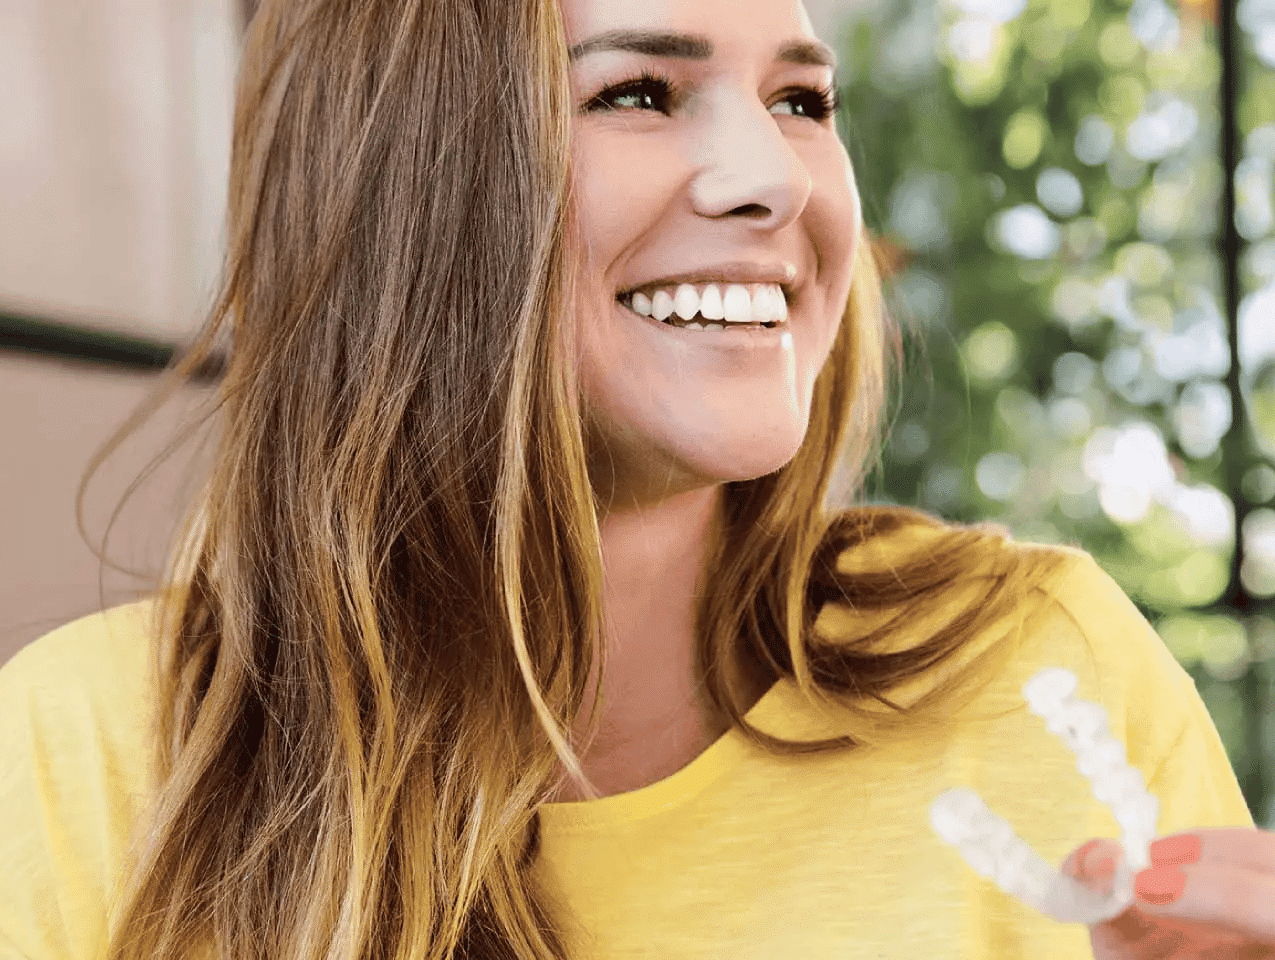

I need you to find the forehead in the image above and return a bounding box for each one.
[560,0,818,50]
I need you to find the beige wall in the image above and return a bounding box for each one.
[0,0,237,667]
[0,0,238,338]
[0,356,216,667]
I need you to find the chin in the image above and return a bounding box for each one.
[673,428,810,485]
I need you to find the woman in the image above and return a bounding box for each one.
[1,0,1270,957]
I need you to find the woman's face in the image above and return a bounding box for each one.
[565,0,861,508]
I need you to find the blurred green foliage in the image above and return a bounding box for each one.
[830,0,1275,823]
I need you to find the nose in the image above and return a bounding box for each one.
[686,91,813,231]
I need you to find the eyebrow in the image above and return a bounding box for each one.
[567,29,838,71]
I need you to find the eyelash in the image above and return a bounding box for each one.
[584,68,841,123]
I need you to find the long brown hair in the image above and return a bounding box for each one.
[79,1,1075,958]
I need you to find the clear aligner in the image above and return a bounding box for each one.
[928,668,1160,925]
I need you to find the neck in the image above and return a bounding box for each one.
[593,485,722,736]
[552,486,732,800]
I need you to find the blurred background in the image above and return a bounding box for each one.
[1,0,1271,828]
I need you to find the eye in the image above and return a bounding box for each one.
[771,84,841,123]
[582,72,842,123]
[584,71,677,114]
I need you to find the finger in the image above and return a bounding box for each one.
[1136,861,1275,946]
[1085,838,1124,877]
[1168,828,1275,878]
[1060,836,1122,882]
[1061,838,1125,900]
[1090,909,1248,958]
[1062,838,1123,882]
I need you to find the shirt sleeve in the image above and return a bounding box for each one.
[1143,682,1258,833]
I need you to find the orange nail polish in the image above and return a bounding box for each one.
[1149,834,1201,866]
[1135,866,1187,905]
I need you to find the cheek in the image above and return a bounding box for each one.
[817,149,861,239]
[571,137,676,272]
[808,150,862,292]
[571,140,621,273]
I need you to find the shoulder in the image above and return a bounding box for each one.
[944,538,1255,832]
[1021,547,1208,759]
[878,522,1198,715]
[1,598,159,753]
[0,599,160,960]
[914,532,1211,791]
[2,597,157,684]
[812,512,1252,827]
[825,504,1087,582]
[0,596,161,801]
[817,508,1092,649]
[819,512,1194,735]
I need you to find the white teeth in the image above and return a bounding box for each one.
[722,285,754,324]
[651,289,675,321]
[760,286,786,323]
[770,287,790,322]
[673,284,700,321]
[750,288,772,324]
[699,285,726,320]
[621,282,786,326]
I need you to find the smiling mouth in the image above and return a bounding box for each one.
[614,294,788,331]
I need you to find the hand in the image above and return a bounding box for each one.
[1060,828,1275,959]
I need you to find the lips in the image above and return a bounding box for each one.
[618,280,795,302]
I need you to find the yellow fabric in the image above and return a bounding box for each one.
[0,600,158,960]
[0,541,1256,960]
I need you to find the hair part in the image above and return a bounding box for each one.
[76,2,1076,958]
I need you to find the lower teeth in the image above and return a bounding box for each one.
[664,319,775,330]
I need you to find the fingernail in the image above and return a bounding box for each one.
[1081,841,1109,874]
[1135,865,1186,905]
[1149,833,1201,866]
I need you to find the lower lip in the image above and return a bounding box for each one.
[616,299,793,346]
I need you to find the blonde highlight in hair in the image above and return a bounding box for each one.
[76,2,1076,959]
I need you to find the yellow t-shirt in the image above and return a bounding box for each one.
[0,542,1256,960]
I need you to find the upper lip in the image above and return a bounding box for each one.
[617,262,800,298]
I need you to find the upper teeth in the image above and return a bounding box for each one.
[624,283,789,324]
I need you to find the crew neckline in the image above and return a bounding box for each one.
[536,676,791,833]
